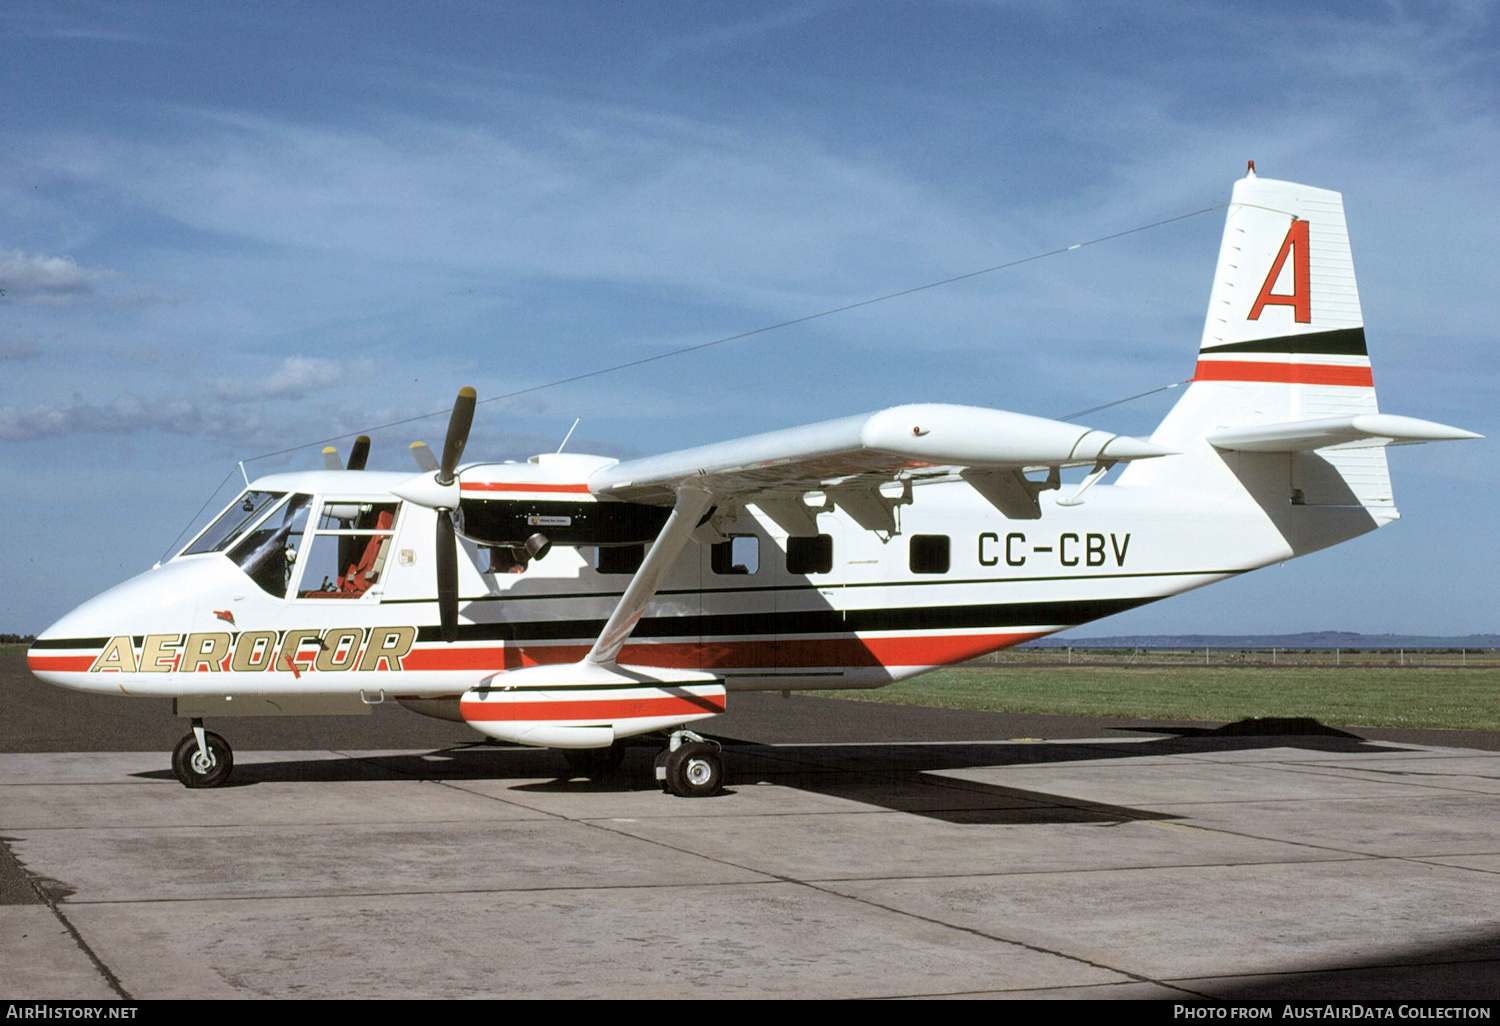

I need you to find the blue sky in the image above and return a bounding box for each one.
[1,1,1494,637]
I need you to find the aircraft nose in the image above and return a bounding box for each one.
[31,557,224,648]
[27,600,110,682]
[27,559,231,689]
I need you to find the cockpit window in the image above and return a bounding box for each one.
[228,494,313,597]
[182,490,286,555]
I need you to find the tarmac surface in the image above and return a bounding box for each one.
[3,651,1499,1000]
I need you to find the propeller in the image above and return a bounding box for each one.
[346,435,371,471]
[408,441,439,472]
[433,388,475,643]
[390,387,477,642]
[438,388,476,487]
[321,435,372,471]
[436,510,459,641]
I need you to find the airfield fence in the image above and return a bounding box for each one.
[982,647,1500,668]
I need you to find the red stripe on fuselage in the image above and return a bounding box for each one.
[460,694,726,723]
[402,632,1044,672]
[27,654,95,672]
[29,632,1046,678]
[1193,360,1373,386]
[459,482,591,494]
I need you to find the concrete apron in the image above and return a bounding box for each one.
[2,733,1499,1000]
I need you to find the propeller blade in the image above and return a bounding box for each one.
[436,511,459,643]
[437,386,477,486]
[409,441,439,472]
[347,435,371,471]
[321,446,342,470]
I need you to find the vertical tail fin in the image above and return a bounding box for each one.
[1192,167,1378,434]
[1126,167,1394,519]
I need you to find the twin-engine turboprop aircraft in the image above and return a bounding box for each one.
[26,168,1479,796]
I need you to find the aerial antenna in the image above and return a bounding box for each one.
[557,417,581,453]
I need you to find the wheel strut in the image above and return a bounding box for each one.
[655,730,724,798]
[171,720,234,788]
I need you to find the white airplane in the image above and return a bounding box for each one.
[26,167,1479,797]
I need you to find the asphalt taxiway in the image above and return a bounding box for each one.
[3,653,1498,1000]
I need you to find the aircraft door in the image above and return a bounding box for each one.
[291,500,402,601]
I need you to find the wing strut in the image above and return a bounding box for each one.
[457,483,726,752]
[587,485,715,666]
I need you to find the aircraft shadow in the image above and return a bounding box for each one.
[128,717,1412,826]
[1188,931,1500,1000]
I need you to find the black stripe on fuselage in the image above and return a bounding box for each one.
[381,568,1244,605]
[1200,326,1367,357]
[30,636,116,650]
[413,596,1156,644]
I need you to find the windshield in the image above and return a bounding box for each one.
[182,490,286,555]
[229,494,313,597]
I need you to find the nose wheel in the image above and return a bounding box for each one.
[171,720,234,788]
[654,732,724,798]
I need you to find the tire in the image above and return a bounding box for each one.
[663,741,723,798]
[171,731,234,789]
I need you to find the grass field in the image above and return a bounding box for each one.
[814,662,1500,730]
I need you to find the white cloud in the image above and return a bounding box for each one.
[0,392,255,443]
[0,355,357,444]
[211,355,348,400]
[0,248,119,305]
[37,105,1004,315]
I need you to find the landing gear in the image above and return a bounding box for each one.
[655,731,724,798]
[171,720,233,788]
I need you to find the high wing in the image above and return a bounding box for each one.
[455,402,1173,755]
[588,402,1173,527]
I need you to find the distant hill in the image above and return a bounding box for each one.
[1028,631,1499,650]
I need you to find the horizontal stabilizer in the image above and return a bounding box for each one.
[1208,414,1481,453]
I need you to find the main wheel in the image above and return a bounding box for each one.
[171,731,234,789]
[662,741,723,798]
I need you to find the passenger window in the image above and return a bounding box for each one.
[596,544,645,575]
[909,534,950,574]
[711,535,759,575]
[786,534,833,575]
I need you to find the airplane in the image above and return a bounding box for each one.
[25,166,1480,798]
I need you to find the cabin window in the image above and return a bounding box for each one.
[296,502,400,599]
[909,534,950,574]
[711,535,759,575]
[786,534,833,575]
[229,494,313,596]
[596,544,645,575]
[183,490,285,555]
